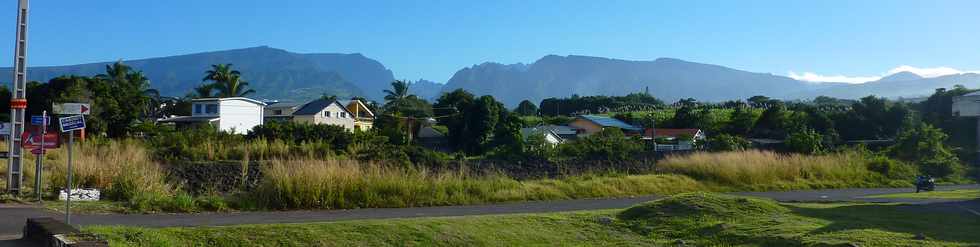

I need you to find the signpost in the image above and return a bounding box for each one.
[58,114,85,224]
[30,115,49,126]
[0,122,10,135]
[33,111,47,201]
[53,103,90,115]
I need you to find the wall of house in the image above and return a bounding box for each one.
[568,119,602,136]
[191,100,220,117]
[218,99,264,134]
[263,106,297,117]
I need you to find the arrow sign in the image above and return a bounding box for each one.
[53,103,91,115]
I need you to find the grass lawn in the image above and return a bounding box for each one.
[86,193,980,247]
[866,189,980,200]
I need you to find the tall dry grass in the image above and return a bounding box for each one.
[18,139,173,201]
[252,158,707,210]
[658,150,906,190]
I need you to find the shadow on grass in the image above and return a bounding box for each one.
[785,199,980,244]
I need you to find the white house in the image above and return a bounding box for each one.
[159,97,266,134]
[521,126,564,145]
[291,98,358,131]
[263,101,302,123]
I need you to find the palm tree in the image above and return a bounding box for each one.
[192,83,214,98]
[203,64,255,97]
[383,80,412,103]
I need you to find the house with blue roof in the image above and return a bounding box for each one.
[568,115,643,137]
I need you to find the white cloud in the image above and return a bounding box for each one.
[886,65,972,78]
[787,71,881,84]
[788,65,980,84]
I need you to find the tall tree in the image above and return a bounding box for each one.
[90,61,152,137]
[203,64,255,97]
[514,100,539,116]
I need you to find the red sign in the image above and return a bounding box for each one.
[21,132,59,150]
[10,99,26,109]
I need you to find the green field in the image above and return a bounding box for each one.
[86,193,980,247]
[867,189,980,200]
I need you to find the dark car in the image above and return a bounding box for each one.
[915,175,935,193]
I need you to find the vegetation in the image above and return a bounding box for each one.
[86,193,980,246]
[866,189,980,200]
[658,150,913,190]
[249,158,705,210]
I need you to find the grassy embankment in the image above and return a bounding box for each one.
[3,139,926,213]
[87,193,980,247]
[867,189,980,200]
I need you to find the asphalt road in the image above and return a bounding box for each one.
[1,184,977,238]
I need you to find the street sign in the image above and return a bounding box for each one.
[59,115,86,132]
[53,103,91,115]
[21,132,59,149]
[30,115,50,126]
[0,122,10,135]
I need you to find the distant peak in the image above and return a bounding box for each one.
[878,71,923,82]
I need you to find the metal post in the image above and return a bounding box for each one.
[65,131,72,224]
[35,110,44,201]
[8,0,29,194]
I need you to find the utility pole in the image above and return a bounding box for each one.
[7,0,29,194]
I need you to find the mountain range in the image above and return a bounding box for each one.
[0,46,396,102]
[3,46,978,105]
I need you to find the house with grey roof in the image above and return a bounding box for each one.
[521,126,564,145]
[291,98,358,131]
[263,101,301,123]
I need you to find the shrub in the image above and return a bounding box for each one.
[785,128,824,154]
[888,121,965,178]
[559,128,643,161]
[707,134,751,152]
[247,121,353,150]
[866,156,916,179]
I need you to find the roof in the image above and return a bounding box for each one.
[646,128,701,138]
[521,127,558,137]
[264,102,301,109]
[538,125,578,136]
[418,127,445,139]
[577,115,642,131]
[748,138,784,144]
[292,99,355,116]
[192,97,267,106]
[158,116,219,123]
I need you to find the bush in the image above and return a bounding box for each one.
[866,156,916,179]
[559,128,643,161]
[248,121,353,150]
[707,134,751,152]
[785,128,824,154]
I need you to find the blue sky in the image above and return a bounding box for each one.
[0,0,978,83]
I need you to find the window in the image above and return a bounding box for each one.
[341,112,347,118]
[205,104,219,114]
[194,104,202,114]
[274,110,283,115]
[324,111,331,117]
